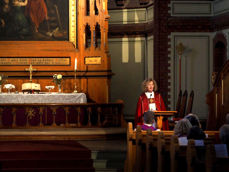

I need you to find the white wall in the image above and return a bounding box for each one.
[169,33,213,119]
[109,38,146,119]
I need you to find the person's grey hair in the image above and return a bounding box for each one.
[174,118,192,137]
[219,124,229,144]
[142,78,158,92]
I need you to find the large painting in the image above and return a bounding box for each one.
[0,0,69,41]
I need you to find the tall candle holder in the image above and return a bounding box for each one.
[73,69,78,93]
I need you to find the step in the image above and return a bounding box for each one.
[0,150,91,160]
[93,159,124,169]
[1,168,95,172]
[0,159,94,169]
[95,168,119,172]
[92,150,126,160]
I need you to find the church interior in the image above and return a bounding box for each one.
[0,0,229,171]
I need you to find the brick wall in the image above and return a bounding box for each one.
[154,0,229,109]
[154,0,171,108]
[108,0,229,110]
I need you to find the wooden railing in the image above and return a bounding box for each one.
[0,102,125,129]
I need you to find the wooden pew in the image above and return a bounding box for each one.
[170,132,220,172]
[205,144,229,172]
[126,122,136,172]
[126,122,174,172]
[125,122,220,172]
[145,130,174,172]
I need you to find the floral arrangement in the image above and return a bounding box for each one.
[4,84,15,89]
[0,74,7,85]
[53,74,62,85]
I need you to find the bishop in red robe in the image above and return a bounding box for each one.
[134,79,169,130]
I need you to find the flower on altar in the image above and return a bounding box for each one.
[53,74,62,85]
[3,84,15,89]
[0,74,7,85]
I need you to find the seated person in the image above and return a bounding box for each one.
[187,126,206,140]
[141,111,157,131]
[184,113,201,128]
[219,113,229,148]
[174,118,192,137]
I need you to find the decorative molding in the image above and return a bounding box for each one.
[109,8,146,24]
[0,57,70,66]
[69,0,77,47]
[213,0,229,16]
[170,1,213,17]
[84,56,102,65]
[109,6,153,24]
[147,5,154,22]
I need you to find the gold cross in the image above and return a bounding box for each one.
[25,64,37,82]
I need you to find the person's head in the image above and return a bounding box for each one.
[174,118,192,137]
[225,113,229,124]
[185,113,201,128]
[143,111,155,124]
[142,78,158,93]
[187,126,206,140]
[219,124,229,145]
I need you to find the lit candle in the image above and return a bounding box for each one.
[74,58,77,70]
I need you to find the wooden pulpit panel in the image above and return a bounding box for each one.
[206,60,229,130]
[154,111,177,130]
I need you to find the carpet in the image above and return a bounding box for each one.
[0,140,95,172]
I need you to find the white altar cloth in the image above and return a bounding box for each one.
[0,93,87,104]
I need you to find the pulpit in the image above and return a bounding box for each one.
[206,60,229,130]
[154,111,177,129]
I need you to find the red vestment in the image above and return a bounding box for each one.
[135,92,169,130]
[25,0,48,30]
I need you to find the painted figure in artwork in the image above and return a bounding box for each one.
[25,0,48,33]
[0,0,69,40]
[0,0,11,36]
[11,0,31,38]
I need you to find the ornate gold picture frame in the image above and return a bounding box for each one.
[0,0,77,47]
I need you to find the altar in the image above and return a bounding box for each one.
[0,93,87,104]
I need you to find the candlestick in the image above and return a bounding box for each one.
[74,58,77,71]
[73,60,78,93]
[73,71,78,93]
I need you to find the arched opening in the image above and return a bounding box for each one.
[85,24,91,48]
[94,0,99,15]
[86,0,90,16]
[95,23,101,48]
[214,41,226,73]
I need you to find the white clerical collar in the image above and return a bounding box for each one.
[145,92,154,98]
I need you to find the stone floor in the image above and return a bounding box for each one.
[78,139,126,151]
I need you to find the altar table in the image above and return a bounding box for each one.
[0,93,87,104]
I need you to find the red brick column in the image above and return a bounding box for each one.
[154,0,171,108]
